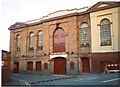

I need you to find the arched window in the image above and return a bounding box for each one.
[44,62,48,69]
[16,34,20,51]
[53,27,65,52]
[100,19,111,46]
[29,32,34,50]
[80,23,89,46]
[70,62,74,70]
[37,31,43,50]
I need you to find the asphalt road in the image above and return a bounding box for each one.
[3,73,120,87]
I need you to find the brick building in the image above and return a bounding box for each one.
[9,1,120,75]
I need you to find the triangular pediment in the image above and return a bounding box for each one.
[97,3,109,8]
[87,1,120,12]
[9,22,27,30]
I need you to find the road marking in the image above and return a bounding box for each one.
[102,78,120,83]
[12,78,31,87]
[19,79,31,87]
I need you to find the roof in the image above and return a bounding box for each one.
[87,1,120,12]
[8,1,120,30]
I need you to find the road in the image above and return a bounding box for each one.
[3,73,120,87]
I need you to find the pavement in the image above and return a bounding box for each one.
[2,78,21,86]
[2,74,77,86]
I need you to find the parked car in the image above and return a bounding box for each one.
[106,64,120,73]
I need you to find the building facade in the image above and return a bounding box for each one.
[9,1,120,75]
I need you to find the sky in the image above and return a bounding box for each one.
[0,0,119,52]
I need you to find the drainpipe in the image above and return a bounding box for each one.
[25,25,29,73]
[26,26,28,59]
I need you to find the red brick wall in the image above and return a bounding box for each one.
[91,52,120,73]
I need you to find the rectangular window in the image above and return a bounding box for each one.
[16,35,20,51]
[29,33,34,50]
[38,31,43,50]
[80,27,89,46]
[100,24,111,46]
[30,36,34,48]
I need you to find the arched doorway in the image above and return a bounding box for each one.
[53,27,65,52]
[53,57,66,74]
[82,58,90,73]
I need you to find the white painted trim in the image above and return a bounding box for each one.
[50,54,67,59]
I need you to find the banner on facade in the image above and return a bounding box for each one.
[50,54,67,59]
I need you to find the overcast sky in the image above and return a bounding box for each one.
[0,0,119,52]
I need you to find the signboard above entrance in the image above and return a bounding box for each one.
[50,52,68,59]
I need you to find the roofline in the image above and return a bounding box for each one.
[8,1,120,30]
[8,11,89,30]
[87,2,120,13]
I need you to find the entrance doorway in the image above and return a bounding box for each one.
[36,61,41,71]
[27,62,33,70]
[53,57,66,74]
[14,62,19,73]
[82,58,90,73]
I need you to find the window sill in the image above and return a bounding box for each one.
[28,50,34,52]
[36,49,42,51]
[80,45,90,47]
[16,50,20,52]
[100,44,111,46]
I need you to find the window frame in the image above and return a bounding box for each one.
[100,19,112,46]
[29,32,34,50]
[16,34,20,51]
[37,31,43,50]
[53,27,66,52]
[80,23,90,46]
